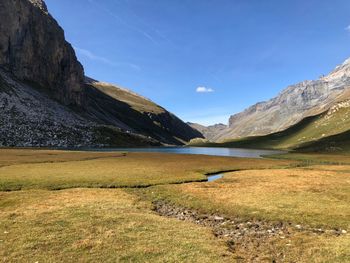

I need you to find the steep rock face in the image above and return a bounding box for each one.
[0,0,202,146]
[0,0,85,106]
[0,70,158,147]
[215,58,350,141]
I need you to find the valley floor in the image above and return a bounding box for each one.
[0,149,349,262]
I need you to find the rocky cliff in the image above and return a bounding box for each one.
[0,0,85,106]
[214,58,350,141]
[0,69,161,147]
[0,0,202,147]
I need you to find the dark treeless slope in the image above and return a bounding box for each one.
[0,0,202,147]
[85,80,203,145]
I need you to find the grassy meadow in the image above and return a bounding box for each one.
[0,149,293,191]
[142,167,350,262]
[0,189,232,262]
[0,148,349,262]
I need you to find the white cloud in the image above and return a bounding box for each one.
[74,47,113,65]
[196,86,214,93]
[346,25,350,32]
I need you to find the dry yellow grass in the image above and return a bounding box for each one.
[2,149,349,262]
[173,168,349,227]
[0,189,233,262]
[0,149,294,190]
[305,164,350,172]
[92,82,165,114]
[146,166,350,262]
[0,148,125,167]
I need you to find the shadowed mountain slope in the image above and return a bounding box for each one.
[85,81,203,145]
[0,0,202,147]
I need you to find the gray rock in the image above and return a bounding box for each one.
[214,58,350,141]
[0,0,202,147]
[214,216,225,221]
[0,0,85,106]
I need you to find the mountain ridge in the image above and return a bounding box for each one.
[191,98,350,152]
[213,57,350,142]
[0,0,202,147]
[187,122,227,142]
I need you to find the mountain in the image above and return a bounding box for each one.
[0,0,85,106]
[187,122,227,141]
[0,0,202,147]
[0,70,159,147]
[205,99,350,151]
[214,58,350,142]
[85,80,203,145]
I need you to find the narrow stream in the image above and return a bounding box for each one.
[205,169,240,182]
[206,173,224,182]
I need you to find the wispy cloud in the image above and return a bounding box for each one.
[74,46,140,71]
[346,25,350,32]
[74,47,113,65]
[87,0,159,45]
[116,0,177,48]
[196,86,214,93]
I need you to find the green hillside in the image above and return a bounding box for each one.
[193,100,350,151]
[296,129,350,152]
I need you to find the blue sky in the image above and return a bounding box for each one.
[45,0,350,125]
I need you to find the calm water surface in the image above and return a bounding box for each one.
[90,147,284,158]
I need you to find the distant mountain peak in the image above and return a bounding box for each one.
[214,56,350,141]
[342,57,350,65]
[322,57,350,82]
[188,122,227,141]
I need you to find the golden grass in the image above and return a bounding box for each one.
[0,189,233,262]
[92,82,165,114]
[0,149,294,191]
[0,148,125,167]
[305,164,350,172]
[150,167,350,228]
[266,232,350,262]
[2,149,349,262]
[144,165,350,262]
